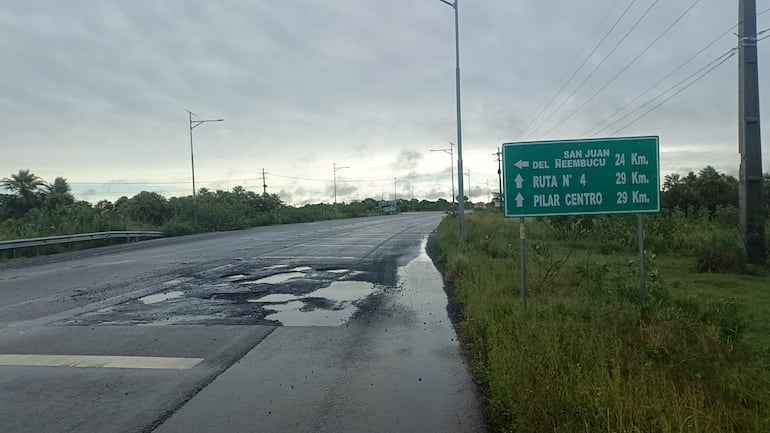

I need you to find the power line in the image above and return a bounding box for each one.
[524,0,639,139]
[585,24,739,136]
[587,9,770,137]
[530,0,659,139]
[608,48,736,136]
[542,0,701,138]
[516,0,624,139]
[68,177,262,185]
[594,47,736,136]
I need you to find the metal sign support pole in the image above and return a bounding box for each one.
[519,217,527,308]
[638,213,646,298]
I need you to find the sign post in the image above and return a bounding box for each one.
[503,136,660,306]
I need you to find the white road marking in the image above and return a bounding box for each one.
[0,354,203,370]
[261,255,358,260]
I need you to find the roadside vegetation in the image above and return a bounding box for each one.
[0,169,454,258]
[435,166,770,433]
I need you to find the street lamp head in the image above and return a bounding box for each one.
[215,119,224,122]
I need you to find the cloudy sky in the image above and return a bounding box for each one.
[1,0,769,205]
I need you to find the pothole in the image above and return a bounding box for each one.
[241,272,305,285]
[139,291,184,305]
[259,281,377,326]
[248,293,300,303]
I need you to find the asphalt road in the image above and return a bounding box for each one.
[0,213,484,433]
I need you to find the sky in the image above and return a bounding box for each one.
[1,0,769,205]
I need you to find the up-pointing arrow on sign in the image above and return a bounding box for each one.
[514,174,524,189]
[515,193,524,208]
[514,160,529,169]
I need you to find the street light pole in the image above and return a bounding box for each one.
[494,147,503,212]
[394,177,398,214]
[430,141,455,206]
[465,168,470,203]
[333,162,349,204]
[437,0,465,241]
[187,109,224,201]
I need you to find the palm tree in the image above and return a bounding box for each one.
[0,169,46,215]
[1,169,45,196]
[44,177,75,208]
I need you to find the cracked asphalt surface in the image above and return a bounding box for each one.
[0,213,484,433]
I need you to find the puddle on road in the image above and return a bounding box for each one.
[248,293,300,303]
[326,269,349,274]
[263,264,288,270]
[162,277,192,287]
[307,281,375,302]
[139,291,184,304]
[265,301,355,326]
[225,274,250,281]
[290,266,313,272]
[242,272,305,285]
[257,281,377,326]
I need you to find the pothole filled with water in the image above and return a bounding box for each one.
[241,272,305,285]
[139,291,184,304]
[257,281,377,326]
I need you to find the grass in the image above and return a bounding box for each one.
[435,210,770,433]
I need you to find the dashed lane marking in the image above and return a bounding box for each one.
[0,354,203,370]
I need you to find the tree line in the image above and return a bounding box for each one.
[2,166,767,242]
[0,169,454,240]
[661,165,770,217]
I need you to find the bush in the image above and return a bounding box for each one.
[161,219,201,237]
[695,231,746,273]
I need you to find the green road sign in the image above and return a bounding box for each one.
[503,136,660,217]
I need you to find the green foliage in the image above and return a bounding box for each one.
[0,171,455,256]
[435,212,770,433]
[694,230,747,273]
[43,177,75,208]
[0,169,46,216]
[125,191,170,226]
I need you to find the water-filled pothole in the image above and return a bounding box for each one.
[248,293,300,303]
[139,291,184,304]
[259,281,376,326]
[241,272,305,285]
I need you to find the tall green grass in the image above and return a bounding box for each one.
[435,211,770,433]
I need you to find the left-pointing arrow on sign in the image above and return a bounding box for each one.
[514,174,524,189]
[515,193,524,207]
[514,160,529,169]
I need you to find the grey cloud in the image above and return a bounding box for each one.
[1,0,767,204]
[391,151,424,171]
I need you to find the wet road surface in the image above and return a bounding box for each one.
[0,213,484,433]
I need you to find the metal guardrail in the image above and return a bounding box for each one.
[0,231,165,251]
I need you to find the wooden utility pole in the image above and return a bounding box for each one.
[262,168,267,194]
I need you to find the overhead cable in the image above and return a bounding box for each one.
[585,24,739,136]
[608,49,737,136]
[530,0,659,139]
[542,0,701,137]
[516,0,624,139]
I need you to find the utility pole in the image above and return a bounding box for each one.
[495,148,503,211]
[486,179,490,203]
[333,163,349,205]
[738,0,766,263]
[261,168,267,195]
[394,177,398,214]
[186,110,224,201]
[411,184,416,211]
